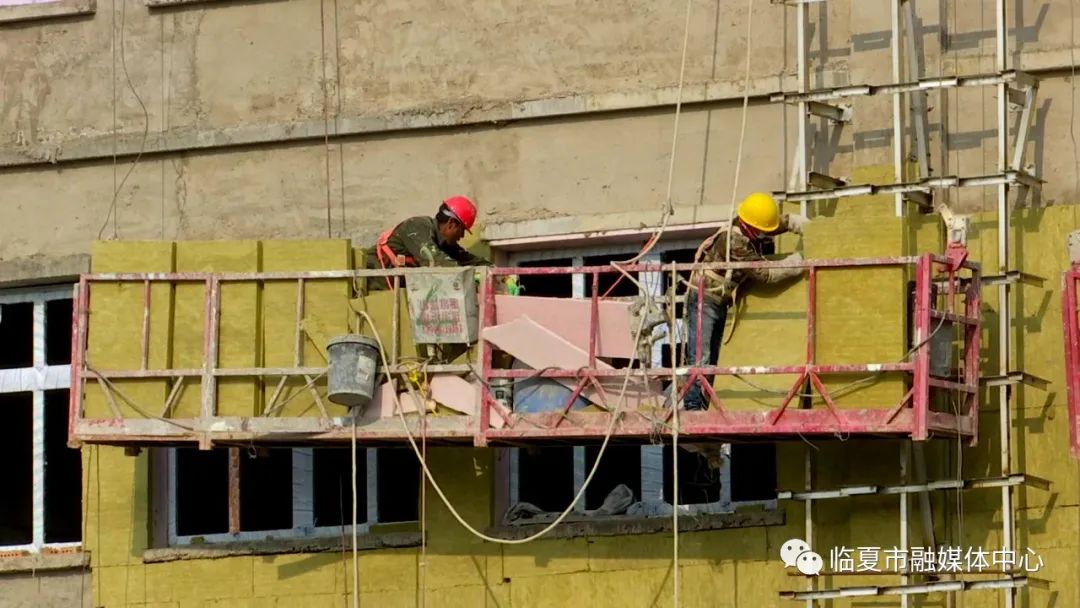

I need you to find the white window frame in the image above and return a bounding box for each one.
[505,242,777,516]
[167,447,415,546]
[0,285,78,554]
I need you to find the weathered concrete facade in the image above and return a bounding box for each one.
[0,569,90,608]
[1,0,1079,277]
[2,0,1080,606]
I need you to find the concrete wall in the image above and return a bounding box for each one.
[0,570,90,608]
[1,0,1079,280]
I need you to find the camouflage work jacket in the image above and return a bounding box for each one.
[385,216,491,268]
[691,215,800,304]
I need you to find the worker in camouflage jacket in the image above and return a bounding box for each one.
[683,192,807,411]
[376,196,491,269]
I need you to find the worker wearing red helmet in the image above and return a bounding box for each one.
[376,195,492,269]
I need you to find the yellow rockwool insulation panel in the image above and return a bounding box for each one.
[261,240,352,417]
[83,448,151,570]
[84,241,175,419]
[354,288,419,361]
[82,201,1080,608]
[712,277,807,411]
[968,205,1079,506]
[711,172,938,413]
[172,241,261,418]
[421,448,502,590]
[804,213,908,409]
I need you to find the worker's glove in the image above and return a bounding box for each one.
[766,251,806,282]
[786,214,810,235]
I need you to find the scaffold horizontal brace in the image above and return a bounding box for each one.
[774,171,1039,203]
[929,310,978,326]
[777,474,1050,501]
[807,172,847,189]
[769,70,1036,104]
[85,364,473,380]
[980,271,1045,287]
[779,576,1043,600]
[807,102,852,122]
[982,372,1050,390]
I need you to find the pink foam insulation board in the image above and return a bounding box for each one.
[362,376,507,427]
[483,316,663,410]
[427,375,477,416]
[362,381,417,423]
[494,295,636,359]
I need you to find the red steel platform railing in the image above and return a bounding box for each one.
[68,255,981,448]
[479,253,981,445]
[1063,264,1080,458]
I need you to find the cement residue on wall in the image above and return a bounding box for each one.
[3,0,1079,154]
[0,102,791,274]
[0,569,91,608]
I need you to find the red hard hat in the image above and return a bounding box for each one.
[442,195,477,231]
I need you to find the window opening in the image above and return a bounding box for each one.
[240,449,294,532]
[312,447,368,528]
[44,390,81,543]
[175,448,229,537]
[0,392,33,546]
[0,302,33,369]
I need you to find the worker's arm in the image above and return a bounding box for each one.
[439,242,492,267]
[409,237,492,267]
[411,242,468,267]
[728,232,803,284]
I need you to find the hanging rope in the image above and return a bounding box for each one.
[669,262,682,607]
[355,308,652,545]
[725,0,756,266]
[351,412,360,608]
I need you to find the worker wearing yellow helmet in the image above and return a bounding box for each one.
[683,192,808,411]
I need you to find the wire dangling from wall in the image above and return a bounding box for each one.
[99,0,151,241]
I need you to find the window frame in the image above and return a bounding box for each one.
[502,242,778,520]
[0,284,79,554]
[164,446,416,547]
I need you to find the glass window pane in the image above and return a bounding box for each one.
[44,390,81,543]
[313,447,367,528]
[0,303,33,369]
[376,448,419,523]
[176,448,229,537]
[516,447,574,513]
[46,299,73,366]
[0,392,32,546]
[239,449,293,532]
[516,258,574,297]
[583,445,641,511]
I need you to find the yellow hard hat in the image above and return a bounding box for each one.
[736,192,781,232]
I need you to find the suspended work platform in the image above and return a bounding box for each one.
[68,253,981,449]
